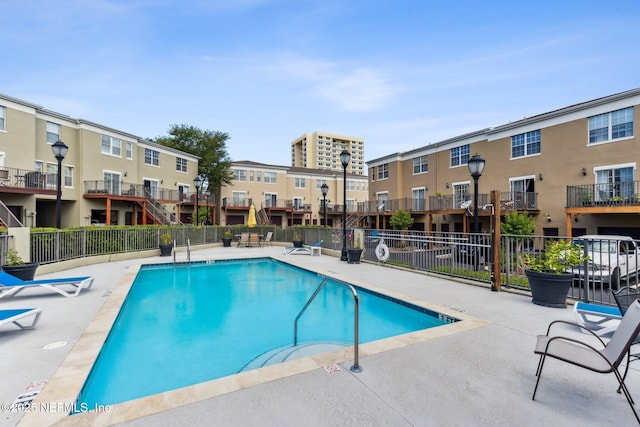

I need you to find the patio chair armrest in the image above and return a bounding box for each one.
[545,319,607,346]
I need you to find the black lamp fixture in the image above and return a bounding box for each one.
[467,153,485,271]
[321,183,329,227]
[340,149,351,261]
[581,167,587,176]
[51,140,68,228]
[193,175,203,226]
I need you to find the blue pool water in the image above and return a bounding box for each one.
[77,258,456,407]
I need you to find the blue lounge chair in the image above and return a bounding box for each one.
[573,301,622,336]
[284,240,323,256]
[0,271,94,299]
[0,308,42,330]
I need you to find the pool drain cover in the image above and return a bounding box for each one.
[43,341,68,350]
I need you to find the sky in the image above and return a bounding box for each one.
[2,0,640,167]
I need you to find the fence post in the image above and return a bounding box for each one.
[491,190,501,291]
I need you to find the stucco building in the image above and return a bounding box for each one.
[291,131,365,176]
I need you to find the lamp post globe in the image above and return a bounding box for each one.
[321,183,328,227]
[51,140,68,228]
[193,175,203,226]
[340,150,351,261]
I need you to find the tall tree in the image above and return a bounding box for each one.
[153,124,233,224]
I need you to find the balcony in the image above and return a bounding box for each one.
[84,181,197,203]
[0,167,56,194]
[567,182,640,208]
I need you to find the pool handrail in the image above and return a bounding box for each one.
[294,277,362,373]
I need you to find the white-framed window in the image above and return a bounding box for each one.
[144,148,159,166]
[450,145,470,167]
[46,162,57,189]
[178,184,190,201]
[376,192,389,211]
[176,157,188,173]
[64,165,74,187]
[511,130,541,158]
[264,172,276,183]
[453,182,470,208]
[509,175,536,209]
[346,199,356,211]
[34,161,43,172]
[233,169,246,181]
[0,106,5,131]
[413,156,428,174]
[377,164,389,180]
[126,141,133,159]
[232,191,247,206]
[101,135,122,156]
[249,170,254,182]
[595,163,635,201]
[256,171,262,182]
[104,171,122,195]
[346,179,355,191]
[293,197,304,210]
[264,192,277,207]
[46,122,60,144]
[316,179,327,189]
[412,187,426,210]
[294,177,306,189]
[589,107,634,144]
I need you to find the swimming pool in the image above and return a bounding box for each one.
[76,258,457,408]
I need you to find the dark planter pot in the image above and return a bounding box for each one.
[293,240,304,248]
[347,249,363,264]
[222,238,232,247]
[525,269,573,308]
[159,244,174,257]
[2,262,39,281]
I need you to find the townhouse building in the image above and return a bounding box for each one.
[366,88,640,238]
[0,94,203,228]
[221,160,368,227]
[291,131,365,175]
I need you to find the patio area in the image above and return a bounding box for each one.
[2,245,639,426]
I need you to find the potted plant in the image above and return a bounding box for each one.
[159,232,173,256]
[2,248,39,280]
[524,239,589,308]
[222,230,233,247]
[292,230,304,248]
[347,228,365,264]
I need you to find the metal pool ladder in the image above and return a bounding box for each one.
[294,277,362,373]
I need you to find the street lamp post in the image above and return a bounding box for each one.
[321,183,328,227]
[340,150,351,261]
[51,140,68,229]
[467,153,486,271]
[193,175,203,226]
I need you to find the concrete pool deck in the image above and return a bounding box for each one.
[2,245,639,426]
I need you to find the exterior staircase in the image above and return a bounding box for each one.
[141,190,180,225]
[0,200,23,227]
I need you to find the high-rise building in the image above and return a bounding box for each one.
[291,132,365,175]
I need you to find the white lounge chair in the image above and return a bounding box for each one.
[284,240,323,256]
[0,308,42,330]
[0,271,94,299]
[573,301,622,336]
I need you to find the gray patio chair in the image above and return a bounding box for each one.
[611,286,640,391]
[533,299,640,423]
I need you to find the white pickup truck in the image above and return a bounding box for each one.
[571,235,640,290]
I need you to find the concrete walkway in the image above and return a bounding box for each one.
[2,246,639,426]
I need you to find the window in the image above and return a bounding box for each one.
[178,184,190,201]
[376,193,389,211]
[0,106,5,131]
[293,197,304,210]
[511,130,541,158]
[413,187,426,210]
[176,157,188,172]
[46,163,57,188]
[377,164,389,180]
[589,107,634,143]
[104,171,121,195]
[346,180,355,191]
[509,176,536,209]
[264,172,276,183]
[249,170,254,182]
[294,177,306,189]
[453,183,470,208]
[144,148,159,166]
[64,166,73,187]
[413,156,428,174]
[256,171,262,182]
[233,169,246,181]
[450,145,470,167]
[346,199,355,211]
[264,193,277,207]
[46,122,60,144]
[143,179,158,198]
[232,191,247,206]
[34,161,43,172]
[316,179,327,189]
[101,135,122,156]
[596,165,635,201]
[126,141,133,159]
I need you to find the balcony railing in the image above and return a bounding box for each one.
[499,192,538,211]
[0,167,56,191]
[567,182,640,207]
[84,181,204,203]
